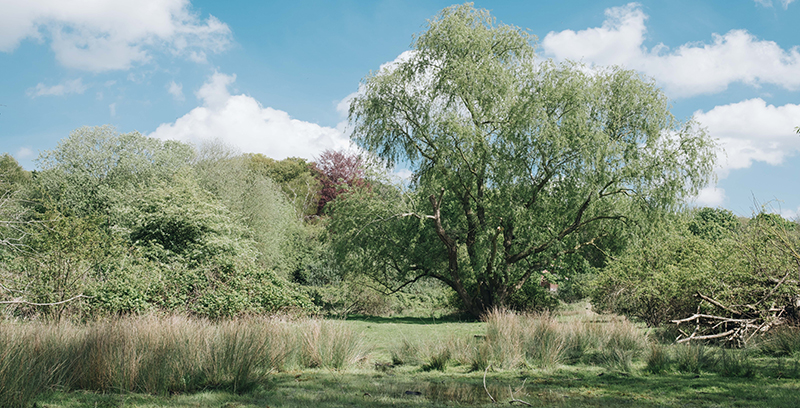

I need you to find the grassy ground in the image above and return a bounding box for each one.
[340,314,485,362]
[25,307,800,407]
[37,365,800,407]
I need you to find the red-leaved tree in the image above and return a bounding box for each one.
[312,149,367,215]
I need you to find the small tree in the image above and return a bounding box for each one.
[312,149,367,215]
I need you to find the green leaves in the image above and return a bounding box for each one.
[346,4,716,316]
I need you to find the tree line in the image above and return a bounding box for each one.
[1,4,797,338]
[0,128,366,319]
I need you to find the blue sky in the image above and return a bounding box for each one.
[1,0,799,218]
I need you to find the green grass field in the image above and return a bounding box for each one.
[19,308,800,407]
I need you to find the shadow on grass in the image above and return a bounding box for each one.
[38,367,800,407]
[342,313,478,325]
[258,367,800,408]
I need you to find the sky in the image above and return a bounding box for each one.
[1,0,799,218]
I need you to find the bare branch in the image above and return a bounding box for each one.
[483,365,496,404]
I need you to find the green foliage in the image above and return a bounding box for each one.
[688,207,739,240]
[0,154,32,253]
[3,212,116,320]
[246,153,320,220]
[0,127,316,319]
[0,153,30,195]
[591,212,731,326]
[35,126,194,218]
[343,4,716,317]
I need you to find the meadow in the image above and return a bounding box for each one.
[2,305,797,408]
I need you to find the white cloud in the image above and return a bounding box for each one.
[693,186,727,207]
[167,81,185,101]
[0,0,231,72]
[755,0,796,8]
[542,3,800,98]
[149,72,351,160]
[109,103,116,117]
[392,168,413,183]
[779,206,800,221]
[26,78,87,97]
[694,98,800,175]
[15,147,34,159]
[334,50,418,135]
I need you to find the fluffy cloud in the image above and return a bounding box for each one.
[542,3,800,97]
[694,98,800,174]
[150,72,351,160]
[26,78,87,97]
[779,206,800,220]
[693,186,727,207]
[167,81,185,101]
[0,0,231,71]
[15,147,34,159]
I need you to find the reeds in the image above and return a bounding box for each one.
[475,309,648,372]
[0,315,369,407]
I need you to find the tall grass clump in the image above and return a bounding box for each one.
[297,319,366,369]
[674,343,715,373]
[716,348,755,378]
[65,315,291,394]
[645,343,672,374]
[390,336,467,371]
[760,326,800,357]
[475,309,648,372]
[480,309,566,369]
[0,315,370,407]
[0,322,72,408]
[593,318,648,372]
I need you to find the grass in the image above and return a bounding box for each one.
[34,366,800,407]
[6,305,800,407]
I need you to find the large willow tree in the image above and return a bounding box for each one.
[335,4,715,317]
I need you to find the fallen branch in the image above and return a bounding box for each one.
[676,329,737,344]
[508,382,533,406]
[696,292,744,317]
[671,314,755,325]
[483,364,496,404]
